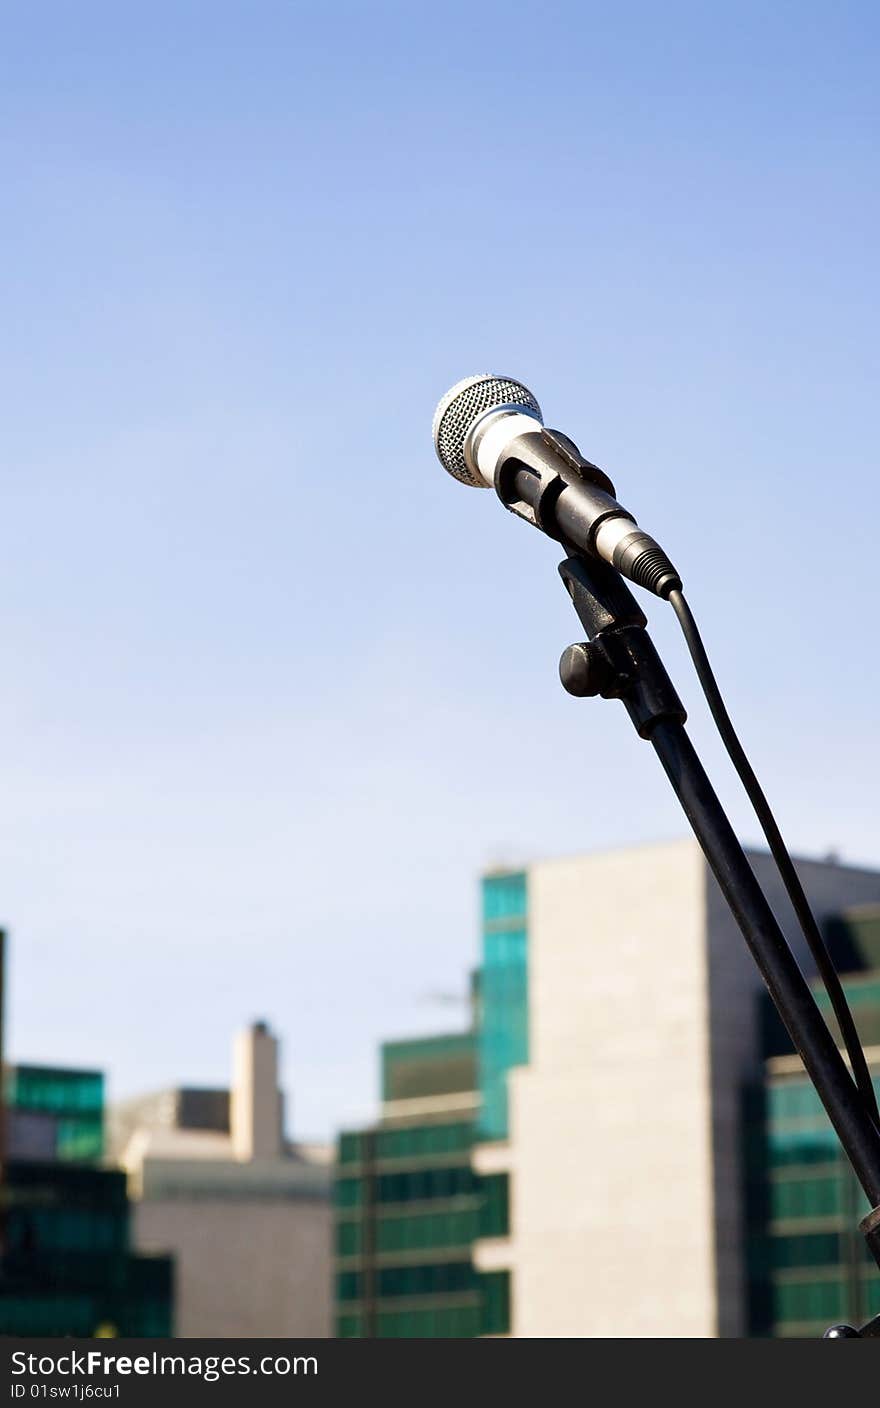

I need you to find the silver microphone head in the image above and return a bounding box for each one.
[432,374,543,487]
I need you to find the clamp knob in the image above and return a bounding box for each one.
[559,642,616,698]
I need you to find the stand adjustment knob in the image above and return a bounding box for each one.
[559,642,617,698]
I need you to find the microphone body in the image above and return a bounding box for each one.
[432,376,681,598]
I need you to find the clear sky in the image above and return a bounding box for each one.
[1,1,878,1139]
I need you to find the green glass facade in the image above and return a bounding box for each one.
[334,1032,511,1337]
[825,908,880,976]
[334,869,529,1336]
[382,1034,478,1105]
[0,1063,173,1337]
[747,963,880,1337]
[6,1065,104,1162]
[479,871,528,1142]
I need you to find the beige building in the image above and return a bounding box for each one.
[114,1022,332,1338]
[472,840,880,1338]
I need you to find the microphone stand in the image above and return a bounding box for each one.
[556,551,880,1336]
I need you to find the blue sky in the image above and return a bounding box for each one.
[1,1,878,1138]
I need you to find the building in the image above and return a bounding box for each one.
[0,1062,173,1337]
[0,930,173,1338]
[335,839,880,1338]
[747,904,880,1336]
[114,1021,333,1337]
[335,1029,509,1338]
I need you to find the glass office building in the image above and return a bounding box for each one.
[335,1032,510,1337]
[6,1064,104,1162]
[333,874,529,1343]
[0,1063,173,1337]
[747,908,880,1336]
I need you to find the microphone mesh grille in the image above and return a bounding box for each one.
[432,374,542,486]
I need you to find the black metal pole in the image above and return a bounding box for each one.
[557,553,880,1220]
[648,717,880,1207]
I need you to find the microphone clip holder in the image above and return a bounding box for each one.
[558,557,685,737]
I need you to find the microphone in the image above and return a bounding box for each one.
[432,374,681,598]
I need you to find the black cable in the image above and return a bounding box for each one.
[668,587,880,1129]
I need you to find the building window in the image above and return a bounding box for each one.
[376,1122,472,1162]
[338,1132,363,1165]
[774,1277,844,1326]
[376,1209,477,1253]
[375,1165,478,1204]
[479,873,528,1143]
[334,1178,363,1209]
[335,1220,362,1257]
[376,1306,481,1338]
[479,1271,510,1335]
[377,1262,476,1298]
[770,1232,840,1270]
[771,1175,843,1222]
[335,1271,363,1302]
[478,1174,509,1238]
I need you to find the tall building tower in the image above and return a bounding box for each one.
[0,1061,173,1336]
[0,932,173,1337]
[335,1030,509,1338]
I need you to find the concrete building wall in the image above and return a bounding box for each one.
[119,1022,332,1338]
[134,1198,332,1338]
[508,839,714,1338]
